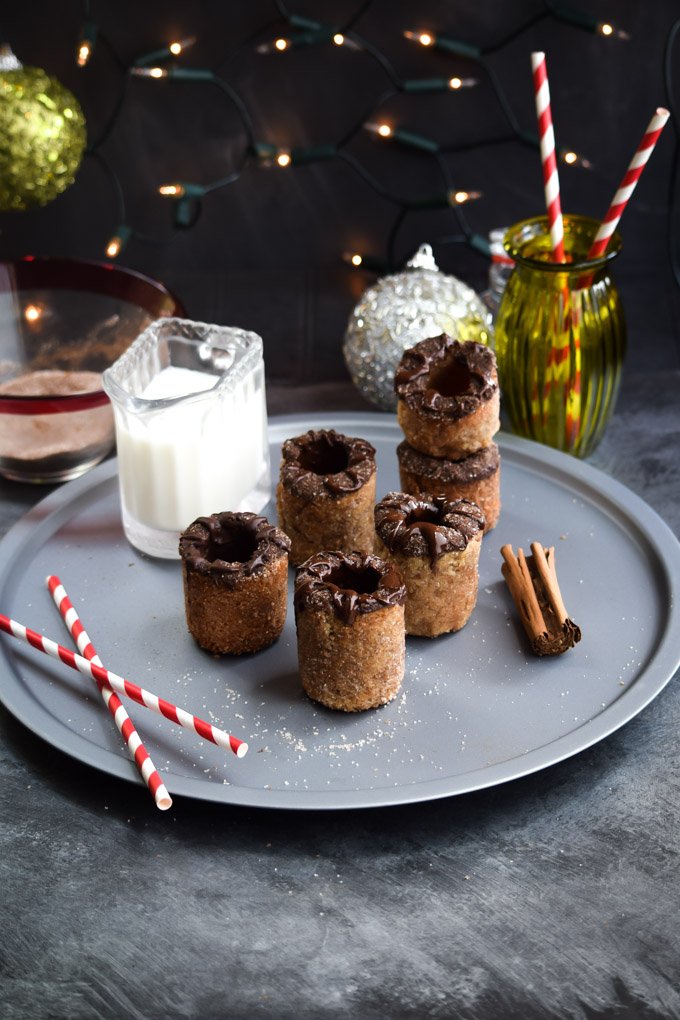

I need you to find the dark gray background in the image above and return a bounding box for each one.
[1,0,679,380]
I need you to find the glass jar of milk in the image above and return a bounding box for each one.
[103,318,271,558]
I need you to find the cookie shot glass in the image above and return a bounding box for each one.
[294,551,406,712]
[374,492,485,637]
[276,429,376,565]
[395,335,500,460]
[179,511,291,655]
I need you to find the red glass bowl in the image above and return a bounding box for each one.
[0,257,184,482]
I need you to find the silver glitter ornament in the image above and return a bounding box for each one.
[343,244,492,411]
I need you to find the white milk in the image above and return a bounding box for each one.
[140,365,219,401]
[116,364,268,533]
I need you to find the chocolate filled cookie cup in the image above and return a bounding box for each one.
[395,335,500,459]
[397,439,501,531]
[276,429,376,565]
[374,492,485,637]
[179,511,291,655]
[294,551,406,712]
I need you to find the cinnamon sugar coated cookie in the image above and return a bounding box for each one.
[179,511,291,655]
[374,492,485,637]
[276,429,376,564]
[294,551,406,711]
[397,439,501,531]
[395,335,500,459]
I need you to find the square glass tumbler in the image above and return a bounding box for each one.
[103,318,271,558]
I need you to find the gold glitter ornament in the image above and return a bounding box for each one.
[343,244,492,411]
[0,45,87,212]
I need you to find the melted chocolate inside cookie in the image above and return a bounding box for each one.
[426,359,472,399]
[326,562,383,596]
[280,429,376,500]
[295,551,406,625]
[395,335,498,420]
[179,511,291,582]
[297,433,351,476]
[375,492,485,567]
[405,506,440,526]
[205,525,259,566]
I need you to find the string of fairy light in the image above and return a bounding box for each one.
[74,0,630,270]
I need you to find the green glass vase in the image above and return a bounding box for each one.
[495,215,626,458]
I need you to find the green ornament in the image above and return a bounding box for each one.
[0,45,87,211]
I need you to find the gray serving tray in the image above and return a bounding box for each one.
[0,413,679,810]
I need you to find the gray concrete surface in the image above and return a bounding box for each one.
[1,373,679,1020]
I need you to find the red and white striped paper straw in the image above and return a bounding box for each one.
[531,51,565,262]
[0,612,248,758]
[46,575,172,812]
[587,107,670,260]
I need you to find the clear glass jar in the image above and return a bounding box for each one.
[483,227,514,321]
[103,318,270,558]
[495,215,626,458]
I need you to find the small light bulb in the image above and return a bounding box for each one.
[447,76,478,91]
[132,66,168,78]
[449,190,482,205]
[168,36,198,56]
[105,226,130,259]
[256,37,291,54]
[159,183,185,197]
[342,252,365,267]
[24,304,42,323]
[560,149,593,170]
[76,23,96,67]
[333,33,344,46]
[276,150,291,167]
[171,35,196,55]
[77,42,91,67]
[364,122,394,140]
[403,29,436,46]
[597,21,630,40]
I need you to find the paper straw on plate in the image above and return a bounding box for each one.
[0,611,248,758]
[587,107,670,260]
[46,575,172,812]
[531,51,565,262]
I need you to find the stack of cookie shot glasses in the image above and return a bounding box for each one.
[394,334,501,532]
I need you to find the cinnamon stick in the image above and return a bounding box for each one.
[500,543,581,656]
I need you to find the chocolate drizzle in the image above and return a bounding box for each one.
[395,335,498,420]
[279,429,376,500]
[375,492,485,567]
[294,551,406,626]
[179,511,290,584]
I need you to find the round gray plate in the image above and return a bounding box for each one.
[0,413,679,810]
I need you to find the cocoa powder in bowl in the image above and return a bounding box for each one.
[0,370,114,482]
